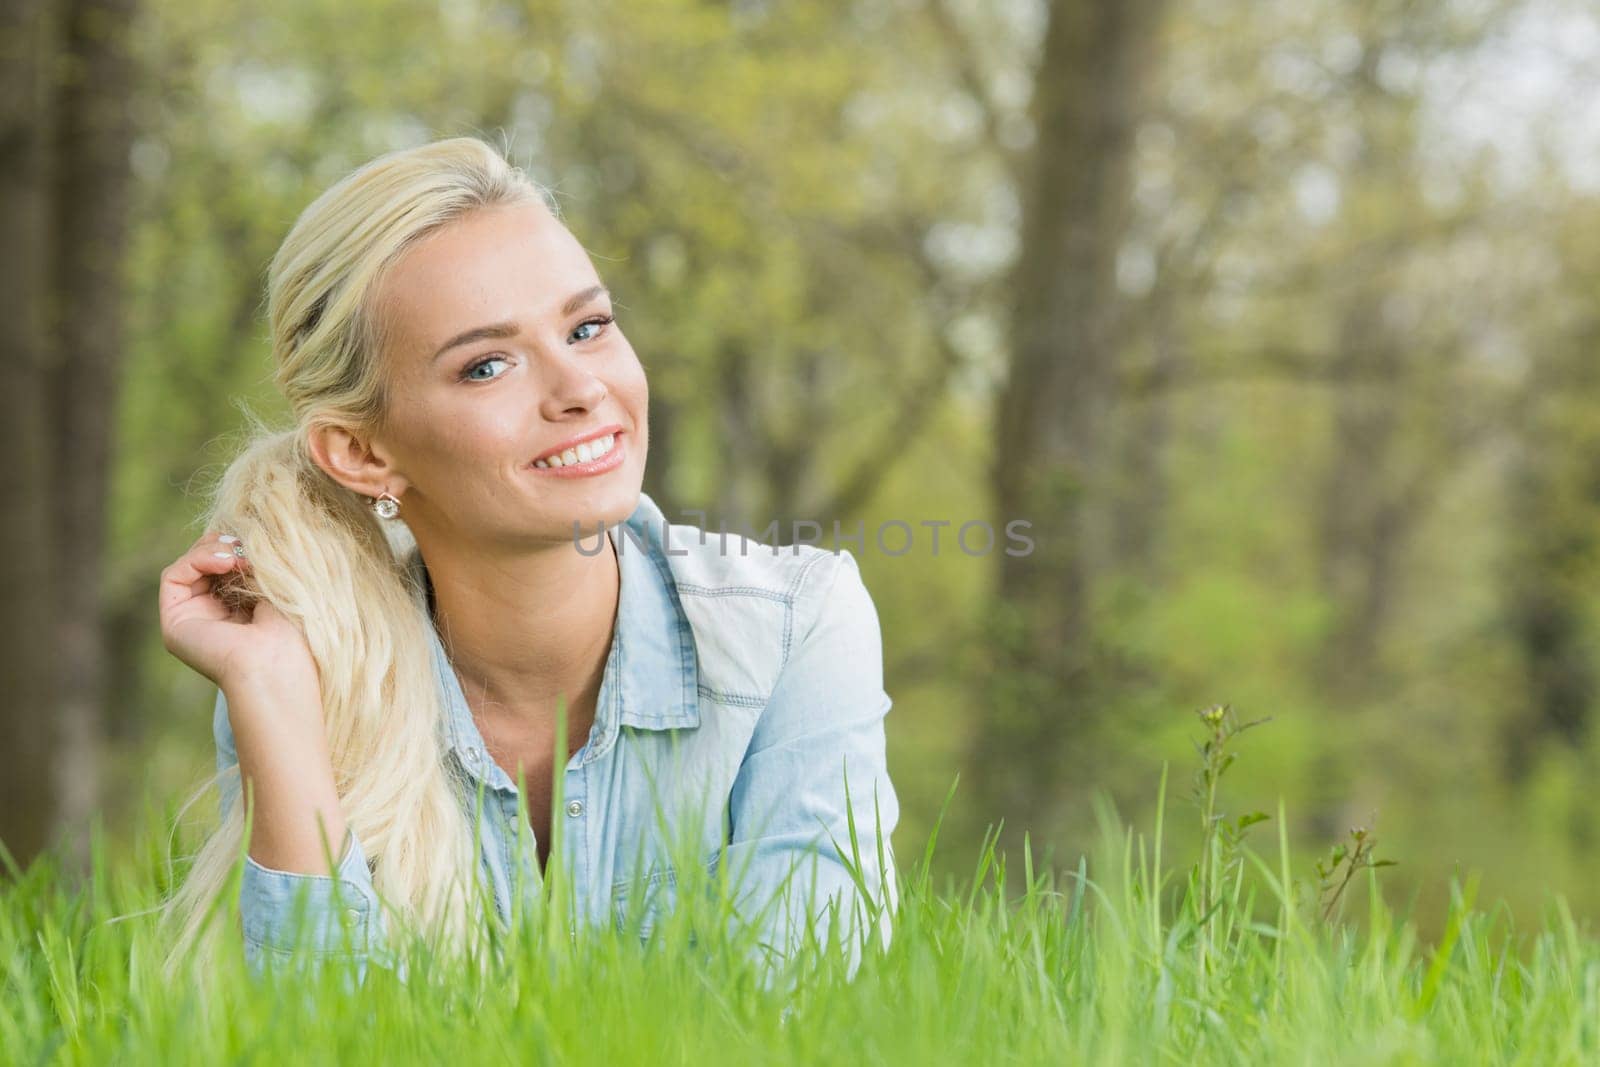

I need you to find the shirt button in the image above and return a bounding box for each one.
[566,800,584,817]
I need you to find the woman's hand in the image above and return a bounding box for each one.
[161,530,345,874]
[158,530,317,695]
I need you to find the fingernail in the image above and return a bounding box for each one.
[213,552,233,559]
[219,535,239,544]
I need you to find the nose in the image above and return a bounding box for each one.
[537,349,608,419]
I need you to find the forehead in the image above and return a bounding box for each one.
[377,200,597,356]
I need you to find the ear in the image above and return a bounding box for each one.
[307,422,409,502]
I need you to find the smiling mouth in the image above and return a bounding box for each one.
[533,431,619,469]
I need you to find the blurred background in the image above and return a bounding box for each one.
[5,0,1600,936]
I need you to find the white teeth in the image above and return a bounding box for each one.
[537,433,617,470]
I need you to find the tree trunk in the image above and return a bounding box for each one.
[1314,284,1405,698]
[48,0,139,867]
[1109,288,1180,578]
[0,0,137,873]
[1498,401,1600,783]
[0,0,63,869]
[966,0,1166,846]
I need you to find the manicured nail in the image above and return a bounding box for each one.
[213,552,233,559]
[219,535,239,544]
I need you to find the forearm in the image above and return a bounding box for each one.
[213,681,386,974]
[225,672,348,874]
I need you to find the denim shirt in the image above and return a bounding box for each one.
[212,490,899,977]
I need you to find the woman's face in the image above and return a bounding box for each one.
[365,199,648,548]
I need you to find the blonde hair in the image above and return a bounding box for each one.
[158,137,557,975]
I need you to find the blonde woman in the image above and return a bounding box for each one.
[154,137,898,980]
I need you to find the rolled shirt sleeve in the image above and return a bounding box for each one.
[719,549,901,979]
[212,688,387,975]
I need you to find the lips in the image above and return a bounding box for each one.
[531,423,624,465]
[530,427,627,477]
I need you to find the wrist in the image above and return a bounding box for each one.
[223,670,327,740]
[223,660,321,704]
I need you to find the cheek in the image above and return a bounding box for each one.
[615,349,649,412]
[417,410,524,469]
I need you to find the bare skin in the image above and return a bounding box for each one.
[159,198,650,875]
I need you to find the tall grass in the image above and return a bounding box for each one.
[3,710,1598,1065]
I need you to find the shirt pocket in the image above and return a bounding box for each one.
[611,866,679,942]
[610,851,722,943]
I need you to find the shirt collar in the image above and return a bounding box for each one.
[420,491,700,771]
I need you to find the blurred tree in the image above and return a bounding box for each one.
[0,0,139,871]
[0,0,62,870]
[1498,196,1600,784]
[968,0,1169,844]
[1306,6,1492,706]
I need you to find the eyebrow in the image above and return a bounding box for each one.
[430,284,610,362]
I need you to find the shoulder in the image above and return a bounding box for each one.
[630,501,874,707]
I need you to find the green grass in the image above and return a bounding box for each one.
[5,727,1600,1065]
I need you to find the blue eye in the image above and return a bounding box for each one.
[461,355,510,382]
[571,314,615,343]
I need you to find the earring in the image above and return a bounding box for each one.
[372,490,401,520]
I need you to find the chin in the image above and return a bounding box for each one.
[552,482,642,528]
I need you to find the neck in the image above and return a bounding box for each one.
[422,528,619,733]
